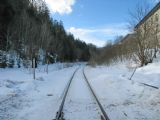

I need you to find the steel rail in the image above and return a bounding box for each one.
[83,67,110,120]
[54,67,79,120]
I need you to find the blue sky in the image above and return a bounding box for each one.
[45,0,159,47]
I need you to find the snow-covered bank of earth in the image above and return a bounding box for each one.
[0,60,160,120]
[85,60,160,120]
[0,63,79,120]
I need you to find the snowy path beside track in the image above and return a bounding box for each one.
[85,65,160,120]
[0,65,78,120]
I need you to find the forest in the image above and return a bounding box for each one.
[0,0,97,68]
[1,0,159,68]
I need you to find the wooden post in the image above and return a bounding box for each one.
[129,67,137,80]
[46,60,49,74]
[33,58,35,79]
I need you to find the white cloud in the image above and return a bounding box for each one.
[154,0,160,3]
[45,0,75,14]
[67,24,129,47]
[67,27,106,47]
[149,0,160,4]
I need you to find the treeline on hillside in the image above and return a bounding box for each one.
[0,0,95,68]
[90,36,134,65]
[90,2,160,67]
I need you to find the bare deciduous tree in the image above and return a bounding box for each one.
[129,2,160,66]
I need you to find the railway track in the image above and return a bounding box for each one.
[54,66,110,120]
[83,68,110,120]
[54,67,79,120]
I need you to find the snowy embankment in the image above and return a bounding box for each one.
[0,63,79,120]
[85,60,160,120]
[0,60,160,120]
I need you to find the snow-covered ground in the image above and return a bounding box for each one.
[0,63,79,120]
[85,60,160,120]
[0,60,160,120]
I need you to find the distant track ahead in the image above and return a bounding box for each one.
[54,66,110,120]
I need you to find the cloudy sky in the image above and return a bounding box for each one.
[45,0,159,47]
